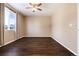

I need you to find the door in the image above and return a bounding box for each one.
[4,7,16,45]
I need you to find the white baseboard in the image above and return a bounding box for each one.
[1,37,24,47]
[18,36,24,39]
[4,39,16,46]
[51,36,77,55]
[0,46,2,47]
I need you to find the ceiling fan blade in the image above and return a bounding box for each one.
[37,8,42,11]
[37,3,42,7]
[25,7,31,9]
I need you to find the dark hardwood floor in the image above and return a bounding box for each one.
[0,37,75,56]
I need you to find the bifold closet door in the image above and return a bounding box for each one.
[4,7,16,45]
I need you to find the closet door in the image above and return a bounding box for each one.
[4,7,16,45]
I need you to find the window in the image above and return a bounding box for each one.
[4,7,16,31]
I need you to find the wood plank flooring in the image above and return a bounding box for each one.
[0,37,75,56]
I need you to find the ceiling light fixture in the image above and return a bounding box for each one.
[25,3,42,12]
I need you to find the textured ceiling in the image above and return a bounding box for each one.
[9,3,58,16]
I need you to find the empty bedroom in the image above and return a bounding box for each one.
[0,3,77,56]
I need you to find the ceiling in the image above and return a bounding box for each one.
[9,3,57,16]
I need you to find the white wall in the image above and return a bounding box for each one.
[17,13,26,39]
[51,4,77,55]
[77,4,79,56]
[24,16,51,37]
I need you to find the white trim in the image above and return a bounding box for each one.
[0,45,5,47]
[0,44,5,47]
[1,37,24,47]
[18,36,24,39]
[51,36,77,55]
[0,46,2,47]
[4,39,17,45]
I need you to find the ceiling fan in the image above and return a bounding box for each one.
[25,3,42,12]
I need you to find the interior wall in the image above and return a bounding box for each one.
[17,13,26,39]
[24,16,51,37]
[51,4,77,55]
[77,3,79,56]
